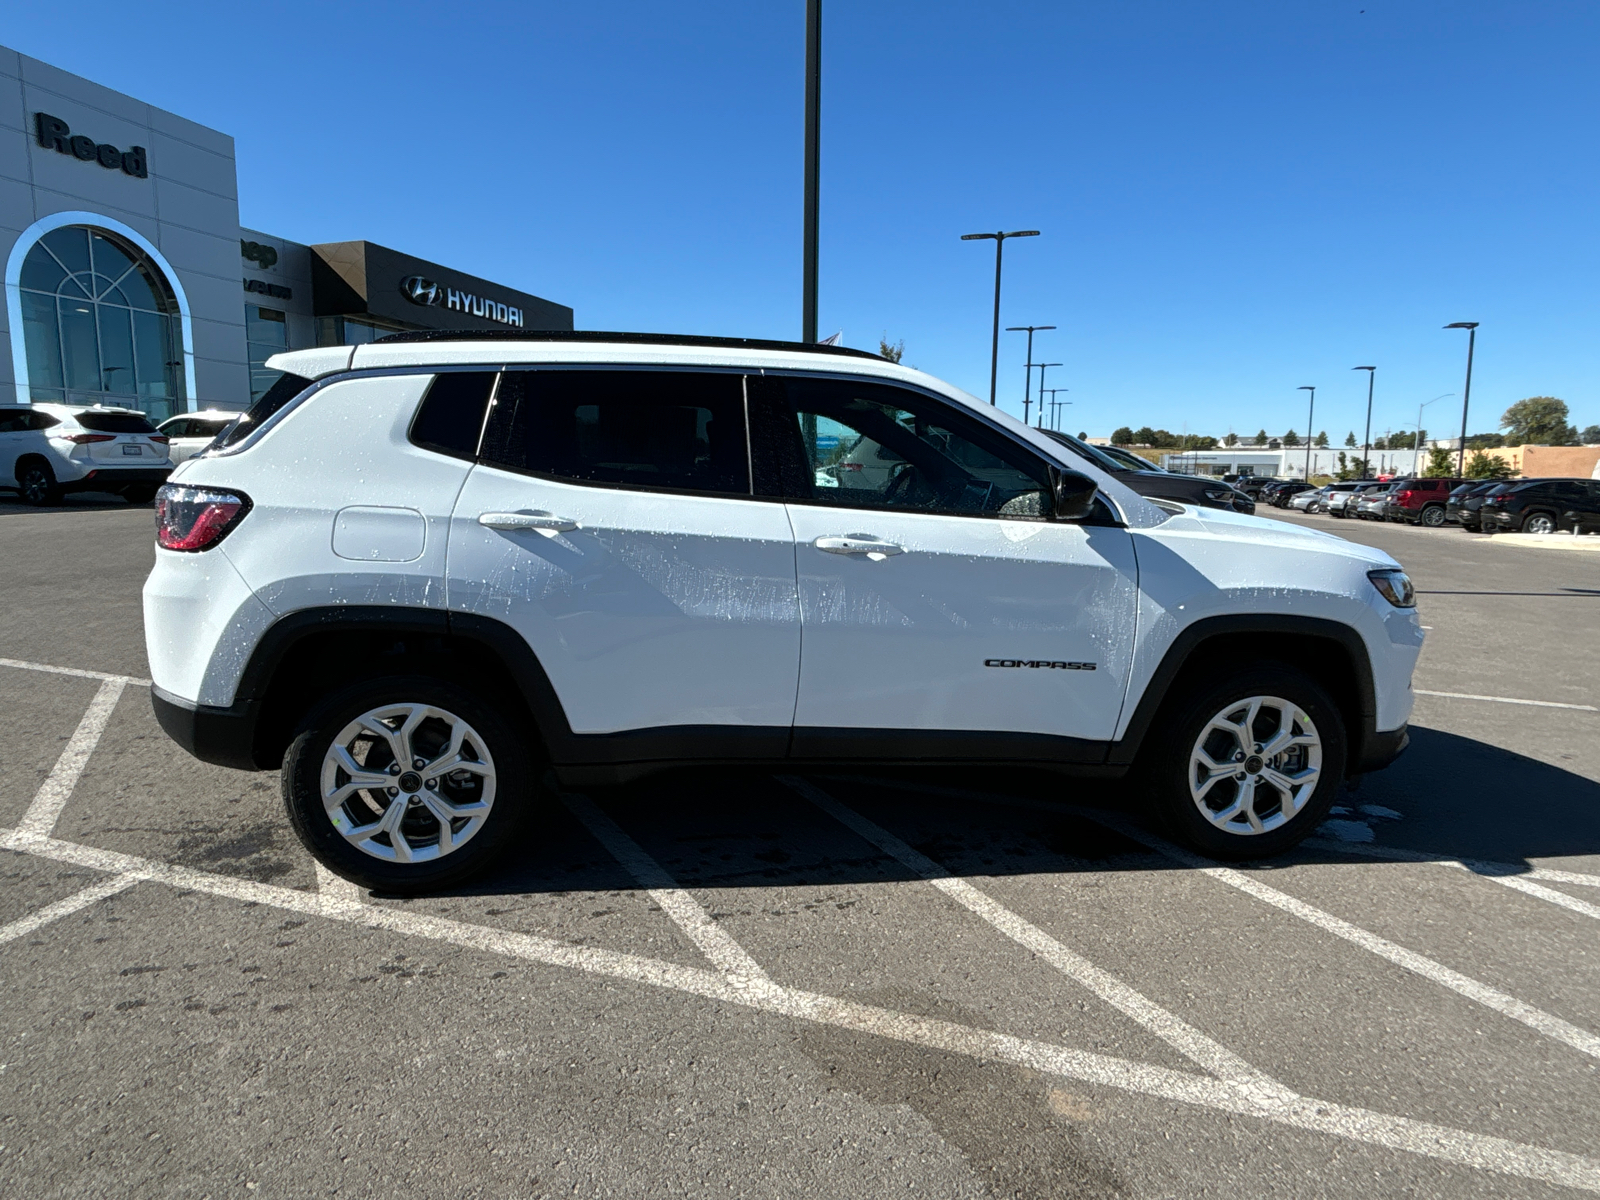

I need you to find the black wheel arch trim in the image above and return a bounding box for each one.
[179,605,1402,779]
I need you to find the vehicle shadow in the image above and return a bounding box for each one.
[0,491,137,516]
[440,724,1599,898]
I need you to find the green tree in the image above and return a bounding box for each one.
[1349,456,1372,478]
[1132,426,1158,445]
[1345,431,1357,448]
[1315,431,1329,447]
[1111,426,1134,445]
[1282,429,1300,446]
[1255,428,1269,445]
[1423,446,1455,476]
[1224,432,1239,447]
[1372,436,1388,450]
[1335,451,1350,480]
[1466,432,1505,449]
[877,335,905,364]
[1501,396,1577,445]
[1581,424,1600,444]
[1464,450,1512,479]
[1077,431,1088,440]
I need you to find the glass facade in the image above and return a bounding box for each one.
[18,226,186,420]
[316,315,410,348]
[246,304,289,402]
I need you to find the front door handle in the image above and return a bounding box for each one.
[478,510,580,535]
[814,534,904,560]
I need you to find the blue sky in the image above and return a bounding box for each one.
[8,1,1597,439]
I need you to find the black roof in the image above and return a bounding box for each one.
[372,328,883,360]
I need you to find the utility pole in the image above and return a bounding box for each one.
[961,230,1040,403]
[801,0,821,343]
[1352,366,1375,479]
[1445,323,1479,474]
[1006,325,1054,423]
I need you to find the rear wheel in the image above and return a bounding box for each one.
[282,675,538,894]
[1137,665,1346,860]
[1523,511,1557,535]
[17,462,61,507]
[1420,504,1446,527]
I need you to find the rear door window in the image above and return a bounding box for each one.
[479,369,750,496]
[75,411,157,434]
[409,371,497,461]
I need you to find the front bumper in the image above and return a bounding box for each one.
[1354,723,1410,775]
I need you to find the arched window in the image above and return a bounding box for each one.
[18,225,187,420]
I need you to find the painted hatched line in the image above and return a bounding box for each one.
[14,676,126,841]
[1070,810,1600,1062]
[1414,689,1598,712]
[561,792,770,985]
[781,776,1295,1103]
[0,657,151,687]
[1304,839,1600,922]
[0,873,140,946]
[2,828,1597,1193]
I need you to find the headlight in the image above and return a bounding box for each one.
[1368,569,1416,608]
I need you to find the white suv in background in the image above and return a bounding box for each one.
[157,410,238,464]
[0,403,173,505]
[143,332,1421,893]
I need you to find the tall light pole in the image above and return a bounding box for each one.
[1043,388,1069,430]
[1350,366,1376,479]
[1006,325,1054,423]
[1035,364,1061,427]
[1413,392,1453,475]
[1445,322,1479,474]
[801,0,822,343]
[962,230,1040,404]
[1298,386,1316,480]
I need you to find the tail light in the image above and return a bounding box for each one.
[149,435,170,444]
[1395,490,1414,501]
[60,433,115,444]
[155,485,251,551]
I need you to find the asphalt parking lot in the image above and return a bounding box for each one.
[1,494,1597,1199]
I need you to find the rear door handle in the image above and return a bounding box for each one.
[814,535,904,560]
[478,510,579,535]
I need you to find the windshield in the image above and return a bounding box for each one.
[1039,430,1129,474]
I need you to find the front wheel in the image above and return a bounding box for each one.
[282,675,537,894]
[1137,666,1347,860]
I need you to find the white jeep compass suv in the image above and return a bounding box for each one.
[143,332,1420,893]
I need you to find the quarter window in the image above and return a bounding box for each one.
[480,370,750,496]
[409,371,497,461]
[768,376,1050,518]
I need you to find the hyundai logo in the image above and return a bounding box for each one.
[400,275,442,307]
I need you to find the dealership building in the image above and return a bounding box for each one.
[1,45,572,420]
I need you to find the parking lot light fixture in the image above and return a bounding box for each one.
[1035,364,1062,427]
[1006,325,1054,423]
[1444,324,1479,474]
[963,230,1040,404]
[1352,367,1376,477]
[1298,386,1316,479]
[1414,392,1453,474]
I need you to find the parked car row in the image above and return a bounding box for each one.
[0,404,236,505]
[1282,475,1600,534]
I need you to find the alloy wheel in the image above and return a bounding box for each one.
[1525,513,1556,535]
[319,702,497,863]
[1188,695,1322,836]
[1421,506,1445,527]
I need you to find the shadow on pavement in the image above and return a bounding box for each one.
[437,723,1600,898]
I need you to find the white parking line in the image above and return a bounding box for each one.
[1071,810,1600,1061]
[561,792,771,986]
[14,675,126,842]
[1414,689,1598,712]
[313,862,363,911]
[0,872,140,946]
[3,825,1597,1193]
[0,657,151,687]
[782,776,1295,1102]
[1304,838,1600,922]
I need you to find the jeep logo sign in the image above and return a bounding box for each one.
[35,113,147,178]
[400,275,523,328]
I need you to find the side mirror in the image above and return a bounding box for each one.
[1048,466,1099,521]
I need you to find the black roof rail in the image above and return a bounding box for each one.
[370,328,884,361]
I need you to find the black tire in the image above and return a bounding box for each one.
[1420,505,1446,527]
[1136,664,1347,860]
[18,461,61,507]
[1522,511,1557,535]
[282,675,538,894]
[122,484,157,505]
